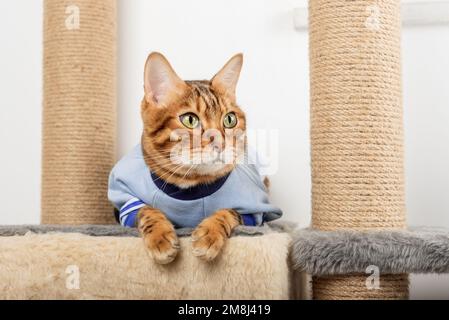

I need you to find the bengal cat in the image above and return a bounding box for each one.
[137,52,250,264]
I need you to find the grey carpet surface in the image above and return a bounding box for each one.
[0,221,295,238]
[291,227,449,275]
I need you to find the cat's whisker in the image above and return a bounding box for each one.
[151,164,185,184]
[161,164,185,191]
[180,164,197,183]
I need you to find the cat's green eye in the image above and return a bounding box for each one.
[223,112,237,128]
[180,113,200,129]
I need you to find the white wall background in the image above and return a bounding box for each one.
[0,0,448,298]
[0,1,42,225]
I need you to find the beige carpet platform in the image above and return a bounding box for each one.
[0,224,293,300]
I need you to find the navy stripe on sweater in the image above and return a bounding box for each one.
[150,171,230,201]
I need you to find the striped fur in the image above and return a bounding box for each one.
[191,209,243,261]
[137,206,180,264]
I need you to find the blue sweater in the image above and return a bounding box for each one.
[108,144,282,228]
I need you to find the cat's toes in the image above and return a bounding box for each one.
[143,229,180,265]
[191,226,226,261]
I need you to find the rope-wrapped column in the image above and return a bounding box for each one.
[309,0,408,299]
[42,0,117,224]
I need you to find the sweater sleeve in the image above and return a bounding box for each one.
[240,213,264,226]
[108,170,145,227]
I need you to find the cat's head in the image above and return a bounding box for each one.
[141,52,246,188]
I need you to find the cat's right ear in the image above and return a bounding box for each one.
[211,53,243,100]
[144,52,186,107]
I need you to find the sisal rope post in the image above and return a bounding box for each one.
[42,0,117,224]
[309,0,409,299]
[312,275,409,300]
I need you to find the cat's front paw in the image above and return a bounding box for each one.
[191,209,241,261]
[138,207,180,265]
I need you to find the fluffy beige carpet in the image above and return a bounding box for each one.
[0,232,291,299]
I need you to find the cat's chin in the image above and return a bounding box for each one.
[193,162,232,176]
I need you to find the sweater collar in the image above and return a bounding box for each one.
[150,171,230,201]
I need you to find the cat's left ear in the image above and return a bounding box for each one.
[211,53,243,100]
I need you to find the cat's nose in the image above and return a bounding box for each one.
[201,135,216,147]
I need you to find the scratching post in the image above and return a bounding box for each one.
[42,0,117,224]
[309,0,408,299]
[312,275,409,300]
